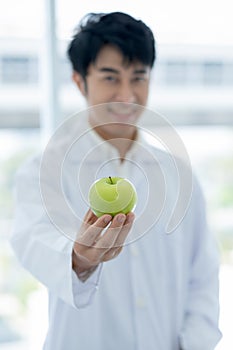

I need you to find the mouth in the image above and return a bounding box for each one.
[109,112,137,124]
[107,103,140,123]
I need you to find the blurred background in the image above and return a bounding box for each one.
[0,0,232,349]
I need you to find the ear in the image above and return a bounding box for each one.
[72,72,87,97]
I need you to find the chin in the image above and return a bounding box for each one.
[106,123,137,140]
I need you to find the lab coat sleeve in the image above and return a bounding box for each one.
[10,156,102,309]
[179,179,222,350]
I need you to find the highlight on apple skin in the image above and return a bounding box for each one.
[88,176,137,217]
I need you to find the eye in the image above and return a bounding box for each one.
[132,76,147,83]
[104,76,117,82]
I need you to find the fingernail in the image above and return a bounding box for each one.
[117,214,125,223]
[104,215,112,224]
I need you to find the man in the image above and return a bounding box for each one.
[11,12,222,350]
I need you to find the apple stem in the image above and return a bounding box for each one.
[109,176,113,184]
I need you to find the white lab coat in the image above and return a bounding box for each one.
[10,115,222,349]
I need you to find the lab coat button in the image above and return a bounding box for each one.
[130,246,139,257]
[136,297,146,308]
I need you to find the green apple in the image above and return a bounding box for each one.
[88,176,137,217]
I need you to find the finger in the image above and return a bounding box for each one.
[77,214,112,247]
[83,209,94,223]
[102,213,135,261]
[95,213,126,250]
[79,209,109,237]
[78,210,97,236]
[83,209,98,227]
[113,212,135,248]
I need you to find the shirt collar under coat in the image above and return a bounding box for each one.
[86,118,144,164]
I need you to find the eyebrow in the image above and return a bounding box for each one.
[98,67,148,74]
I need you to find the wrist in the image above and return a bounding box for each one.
[72,249,98,282]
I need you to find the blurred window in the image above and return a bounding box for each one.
[222,63,233,85]
[165,60,188,85]
[186,62,203,85]
[203,61,223,85]
[0,54,232,87]
[1,56,38,84]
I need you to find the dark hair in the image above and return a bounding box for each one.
[67,12,156,79]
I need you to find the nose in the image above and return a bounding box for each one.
[115,81,135,103]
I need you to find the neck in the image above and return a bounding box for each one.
[108,129,137,161]
[89,117,137,160]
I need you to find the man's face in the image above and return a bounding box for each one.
[73,45,151,139]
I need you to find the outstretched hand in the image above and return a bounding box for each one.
[72,209,135,280]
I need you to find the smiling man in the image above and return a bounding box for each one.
[11,12,222,350]
[70,15,153,150]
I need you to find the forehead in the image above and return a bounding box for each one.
[93,44,147,70]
